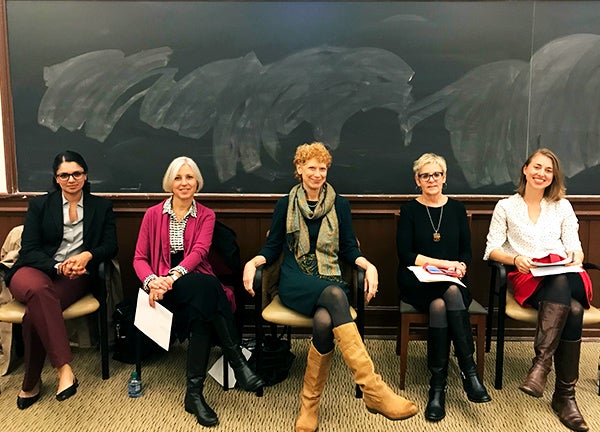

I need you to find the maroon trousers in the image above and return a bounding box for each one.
[8,267,89,391]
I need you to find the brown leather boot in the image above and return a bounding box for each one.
[519,301,570,398]
[333,322,418,420]
[551,339,589,432]
[295,343,333,432]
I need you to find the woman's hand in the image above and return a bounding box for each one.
[58,252,92,279]
[514,255,533,274]
[363,263,379,303]
[147,277,172,307]
[565,251,584,267]
[243,256,266,297]
[243,262,256,297]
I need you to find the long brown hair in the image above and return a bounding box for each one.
[516,148,565,202]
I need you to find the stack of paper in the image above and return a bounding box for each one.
[408,266,466,287]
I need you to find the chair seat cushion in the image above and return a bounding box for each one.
[0,294,100,324]
[400,299,487,315]
[263,295,357,327]
[506,292,600,325]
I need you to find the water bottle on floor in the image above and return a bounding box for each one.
[128,371,142,398]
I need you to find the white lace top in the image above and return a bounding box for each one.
[483,194,582,261]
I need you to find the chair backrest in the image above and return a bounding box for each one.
[208,221,243,313]
[208,221,242,283]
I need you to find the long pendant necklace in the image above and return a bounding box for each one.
[425,205,444,242]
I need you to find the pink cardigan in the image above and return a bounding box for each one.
[133,200,235,309]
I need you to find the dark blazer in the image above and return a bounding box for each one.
[5,190,118,284]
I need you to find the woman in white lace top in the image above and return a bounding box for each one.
[484,148,591,432]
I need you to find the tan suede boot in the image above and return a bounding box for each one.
[333,322,418,420]
[295,343,333,432]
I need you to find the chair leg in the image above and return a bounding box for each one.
[99,300,109,380]
[475,317,485,382]
[494,294,507,390]
[399,319,410,390]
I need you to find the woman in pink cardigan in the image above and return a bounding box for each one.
[133,156,263,427]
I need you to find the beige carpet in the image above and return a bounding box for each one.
[1,339,599,432]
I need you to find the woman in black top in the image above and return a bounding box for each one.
[397,153,490,422]
[244,142,417,432]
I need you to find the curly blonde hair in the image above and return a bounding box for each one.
[293,142,332,181]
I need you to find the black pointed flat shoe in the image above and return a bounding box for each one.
[17,392,41,410]
[56,378,78,402]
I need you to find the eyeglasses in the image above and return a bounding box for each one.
[55,171,85,181]
[417,171,444,181]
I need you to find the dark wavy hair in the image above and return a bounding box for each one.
[51,150,91,193]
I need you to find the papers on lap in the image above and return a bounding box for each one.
[533,253,573,267]
[530,265,583,277]
[529,253,582,277]
[134,289,173,351]
[408,266,466,287]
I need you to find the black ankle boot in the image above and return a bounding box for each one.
[185,321,218,427]
[212,314,265,392]
[425,327,449,422]
[447,310,491,403]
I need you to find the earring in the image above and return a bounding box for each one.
[443,182,448,190]
[415,185,422,193]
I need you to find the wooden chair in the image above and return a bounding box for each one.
[0,226,114,379]
[394,211,487,389]
[396,300,487,390]
[486,260,600,390]
[253,252,365,398]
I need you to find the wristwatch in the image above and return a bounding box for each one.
[169,272,179,282]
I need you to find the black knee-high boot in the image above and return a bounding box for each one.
[184,320,219,427]
[447,310,491,403]
[211,314,265,392]
[425,327,450,422]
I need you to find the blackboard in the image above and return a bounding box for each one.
[4,1,600,194]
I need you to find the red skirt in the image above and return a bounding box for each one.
[508,254,593,307]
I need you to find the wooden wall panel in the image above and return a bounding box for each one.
[1,194,600,338]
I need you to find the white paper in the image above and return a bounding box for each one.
[134,289,173,351]
[530,265,583,277]
[408,266,466,287]
[207,347,252,389]
[533,253,574,267]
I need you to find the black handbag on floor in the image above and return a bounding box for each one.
[248,335,295,386]
[112,298,161,364]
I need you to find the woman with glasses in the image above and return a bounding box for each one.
[396,153,490,422]
[6,150,117,409]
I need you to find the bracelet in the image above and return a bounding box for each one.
[513,255,521,266]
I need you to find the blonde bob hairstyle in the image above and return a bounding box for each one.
[162,156,204,193]
[412,153,447,176]
[516,148,565,202]
[293,142,332,181]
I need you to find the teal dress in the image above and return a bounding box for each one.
[259,194,362,316]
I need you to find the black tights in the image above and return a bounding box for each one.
[525,273,586,341]
[312,285,353,354]
[429,285,466,328]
